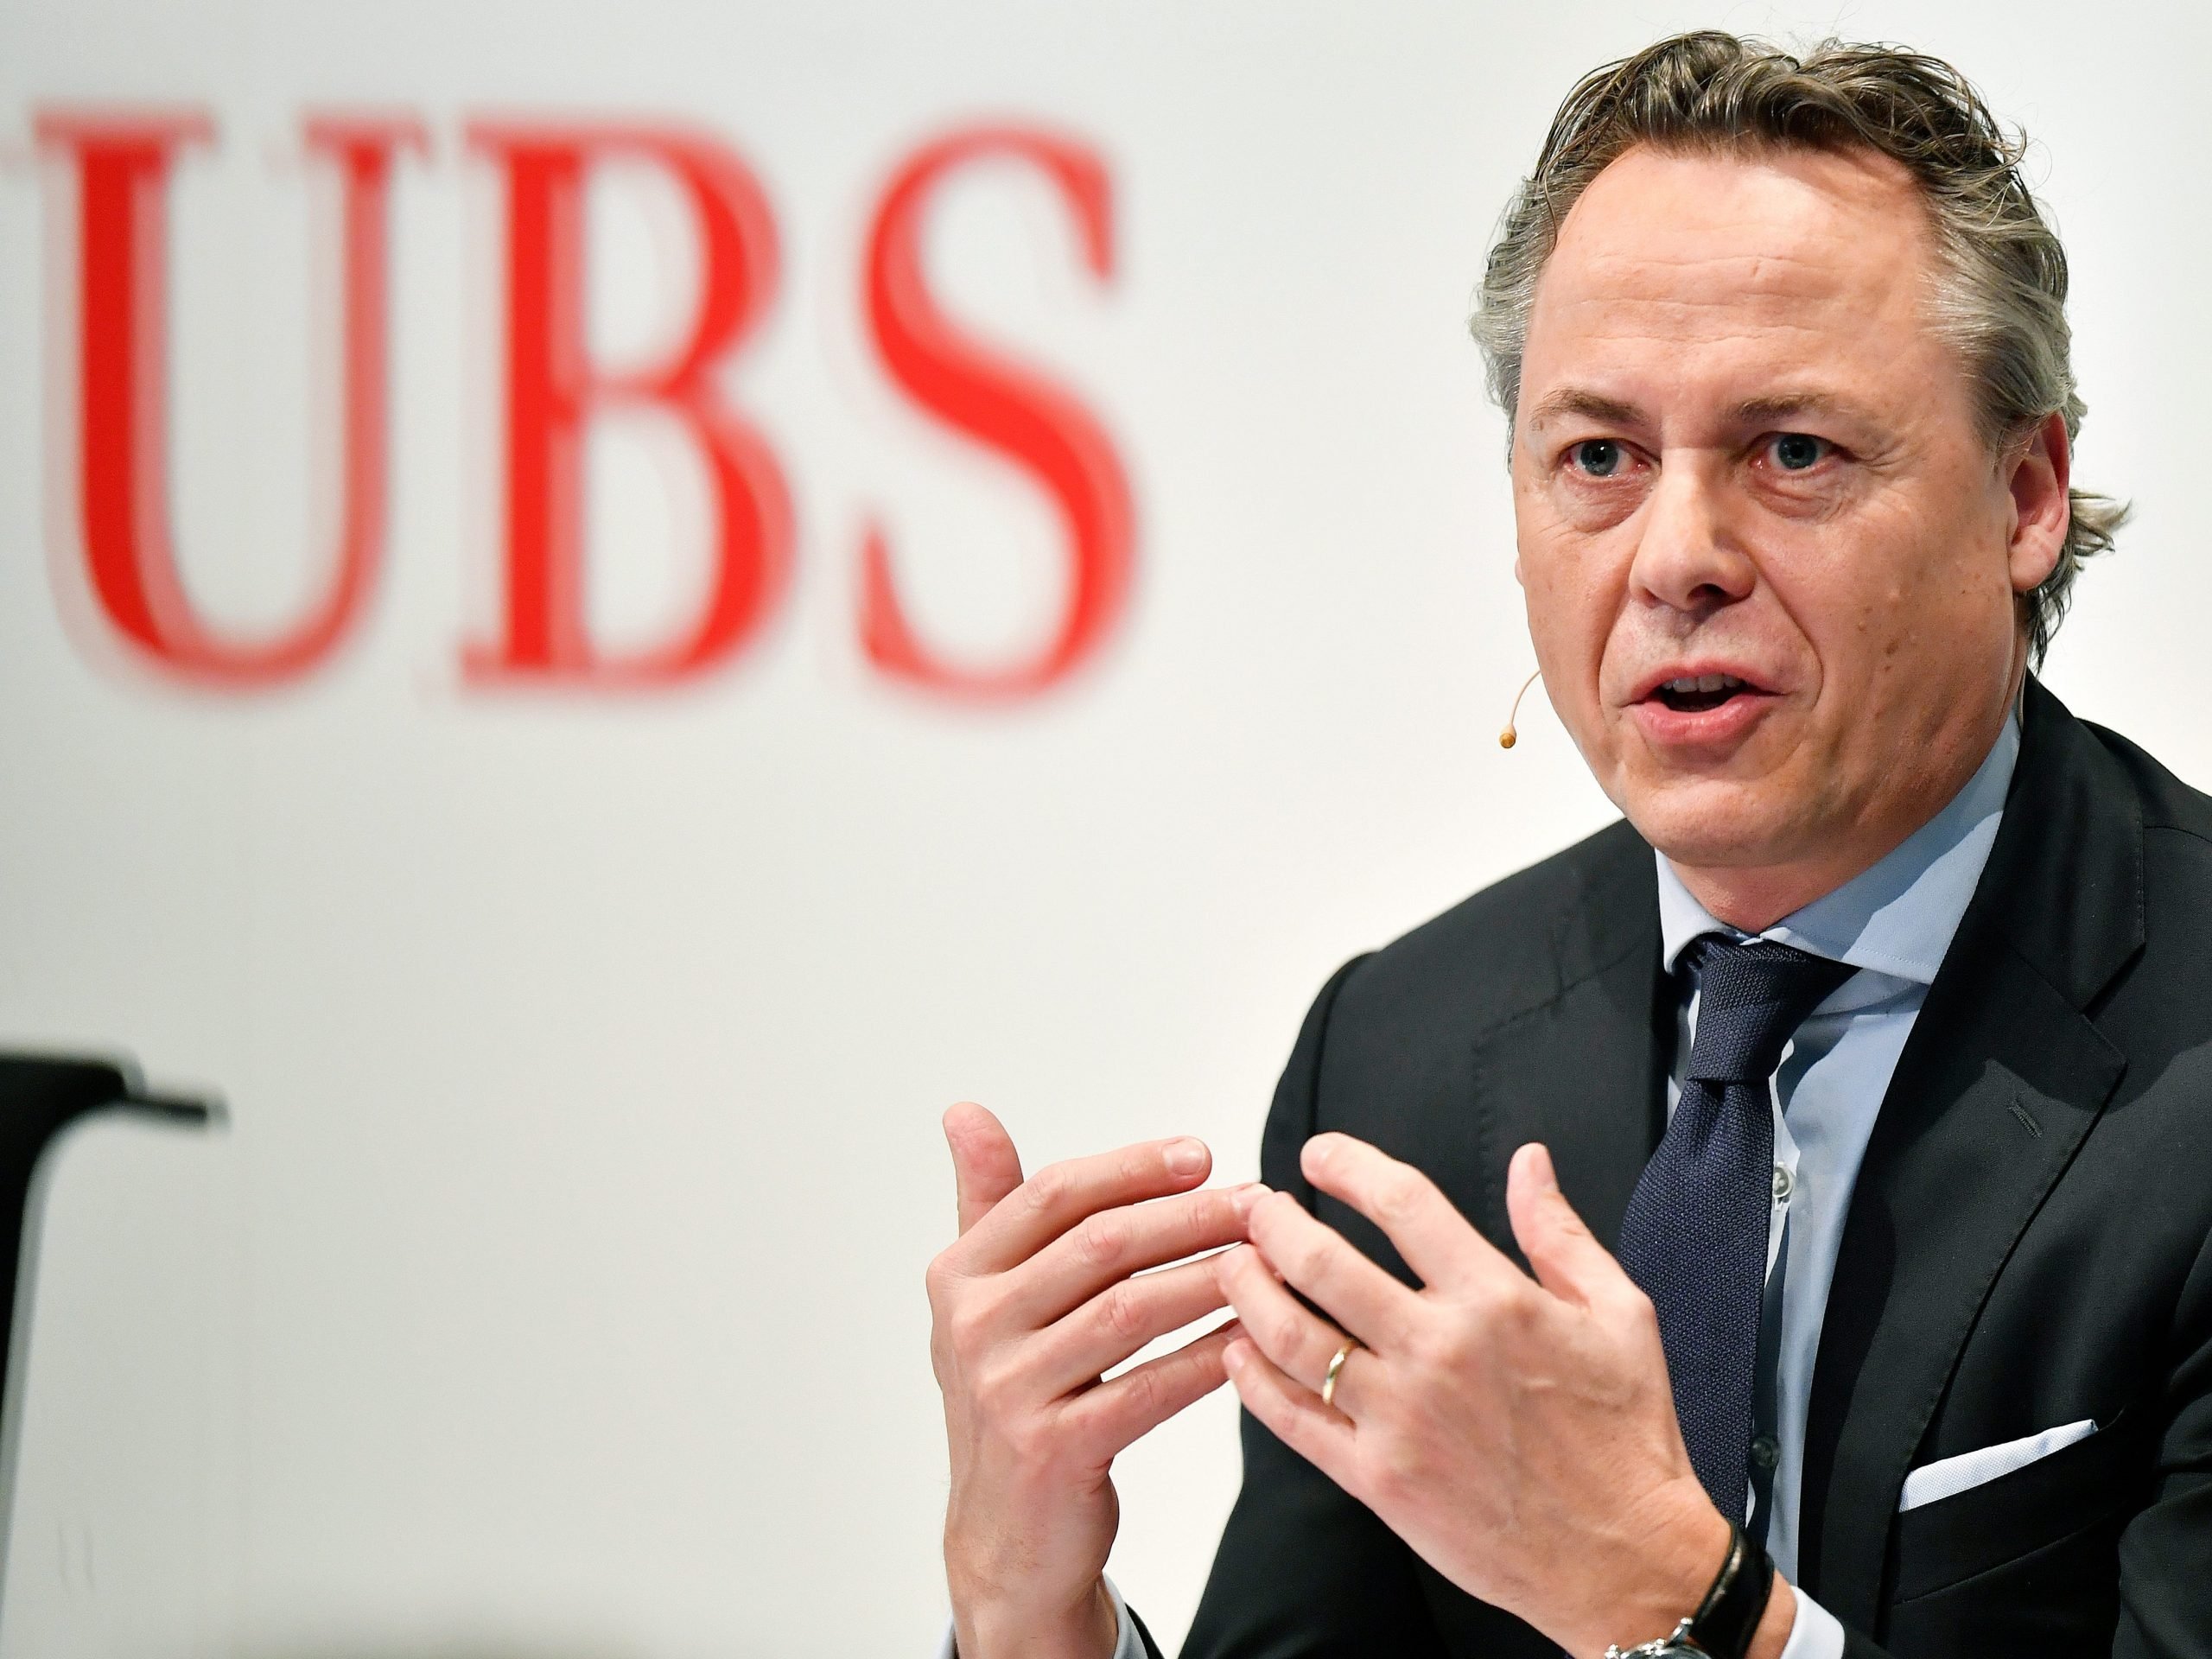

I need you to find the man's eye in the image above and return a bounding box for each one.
[1571,439,1624,478]
[1770,433,1829,471]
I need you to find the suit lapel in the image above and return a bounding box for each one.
[1466,824,1669,1260]
[1797,681,2142,1625]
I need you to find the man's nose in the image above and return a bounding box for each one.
[1627,461,1758,616]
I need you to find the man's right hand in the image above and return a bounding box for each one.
[929,1102,1263,1659]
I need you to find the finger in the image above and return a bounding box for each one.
[1028,1256,1234,1396]
[1060,1319,1243,1456]
[955,1136,1215,1274]
[1223,1335,1358,1475]
[1216,1241,1353,1395]
[1003,1182,1268,1325]
[944,1103,1024,1236]
[1300,1133,1500,1289]
[1244,1189,1421,1351]
[1506,1141,1625,1311]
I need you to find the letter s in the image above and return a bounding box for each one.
[859,128,1135,699]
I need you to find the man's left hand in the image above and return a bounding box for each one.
[1216,1134,1787,1658]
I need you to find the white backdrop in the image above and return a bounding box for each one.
[2,3,2209,1656]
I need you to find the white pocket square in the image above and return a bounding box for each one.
[1898,1417,2098,1512]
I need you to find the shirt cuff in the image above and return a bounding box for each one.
[936,1578,1144,1659]
[944,1580,1822,1659]
[1778,1584,1847,1659]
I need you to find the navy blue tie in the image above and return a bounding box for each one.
[1616,936,1853,1516]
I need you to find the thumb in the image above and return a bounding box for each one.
[1505,1142,1621,1309]
[944,1102,1024,1236]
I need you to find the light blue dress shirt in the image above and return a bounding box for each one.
[1651,709,2018,1658]
[945,714,2018,1659]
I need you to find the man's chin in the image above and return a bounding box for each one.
[1616,777,1822,874]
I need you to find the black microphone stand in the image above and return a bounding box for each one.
[0,1054,221,1610]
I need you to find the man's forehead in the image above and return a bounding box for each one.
[1531,144,1935,330]
[1517,143,1953,423]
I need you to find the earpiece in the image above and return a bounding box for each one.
[1500,669,1543,750]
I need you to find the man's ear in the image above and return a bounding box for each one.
[2006,410,2071,596]
[1510,432,1529,588]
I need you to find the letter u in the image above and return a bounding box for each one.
[36,112,423,685]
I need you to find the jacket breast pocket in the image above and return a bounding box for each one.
[1888,1403,2150,1607]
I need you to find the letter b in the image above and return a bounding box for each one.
[464,123,791,685]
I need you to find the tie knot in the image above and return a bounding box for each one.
[1682,936,1855,1085]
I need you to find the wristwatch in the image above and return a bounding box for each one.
[1603,1522,1775,1659]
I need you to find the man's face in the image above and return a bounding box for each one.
[1512,144,2064,909]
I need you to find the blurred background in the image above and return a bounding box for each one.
[1,1,2205,1654]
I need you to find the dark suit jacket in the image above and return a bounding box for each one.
[1139,679,2212,1657]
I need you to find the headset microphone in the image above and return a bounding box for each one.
[1499,669,1543,749]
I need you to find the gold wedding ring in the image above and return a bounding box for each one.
[1321,1335,1362,1411]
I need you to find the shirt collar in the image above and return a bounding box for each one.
[1655,711,2019,987]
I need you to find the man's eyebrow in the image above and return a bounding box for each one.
[1522,389,1878,430]
[1729,393,1857,424]
[1522,389,1646,428]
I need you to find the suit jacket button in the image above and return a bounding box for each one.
[1751,1434,1781,1471]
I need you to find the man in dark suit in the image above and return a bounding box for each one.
[926,33,2209,1659]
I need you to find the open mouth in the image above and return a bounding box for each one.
[1650,673,1754,713]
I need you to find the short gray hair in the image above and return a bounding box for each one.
[1471,30,2125,665]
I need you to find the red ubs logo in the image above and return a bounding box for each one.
[31,112,1135,698]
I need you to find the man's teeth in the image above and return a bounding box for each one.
[1661,674,1748,694]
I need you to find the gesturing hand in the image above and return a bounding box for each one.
[929,1103,1263,1659]
[1217,1134,1794,1659]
